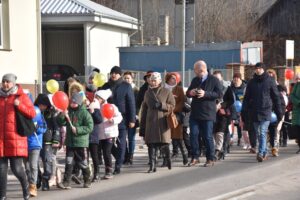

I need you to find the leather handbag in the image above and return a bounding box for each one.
[16,110,36,137]
[167,112,179,129]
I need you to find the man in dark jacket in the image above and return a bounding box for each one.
[101,66,136,174]
[241,62,283,162]
[136,71,153,113]
[186,60,223,167]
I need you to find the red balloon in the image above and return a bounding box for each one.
[101,103,115,119]
[285,69,294,80]
[52,91,69,111]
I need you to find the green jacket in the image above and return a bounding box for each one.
[291,82,300,126]
[58,105,94,147]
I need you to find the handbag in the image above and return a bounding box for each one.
[287,124,299,140]
[167,112,179,129]
[16,110,36,137]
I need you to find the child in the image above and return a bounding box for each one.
[88,98,103,182]
[94,89,122,179]
[26,99,47,197]
[57,93,94,189]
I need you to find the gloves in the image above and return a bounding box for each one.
[154,102,162,110]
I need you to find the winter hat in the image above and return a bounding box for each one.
[165,72,178,84]
[34,93,52,108]
[2,73,17,85]
[71,93,83,105]
[149,72,161,81]
[88,71,98,80]
[95,89,112,101]
[143,70,154,81]
[255,62,266,70]
[110,66,122,75]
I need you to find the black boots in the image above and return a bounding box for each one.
[22,184,30,200]
[92,165,100,182]
[124,153,134,165]
[82,168,91,188]
[42,178,50,191]
[148,145,157,173]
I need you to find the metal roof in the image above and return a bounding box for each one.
[41,0,137,23]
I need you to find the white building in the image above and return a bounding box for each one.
[41,0,138,77]
[0,0,42,95]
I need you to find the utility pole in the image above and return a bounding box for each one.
[138,0,144,46]
[182,0,186,87]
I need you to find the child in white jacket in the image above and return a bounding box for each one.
[94,89,122,179]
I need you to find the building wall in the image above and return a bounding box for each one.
[90,24,129,74]
[0,0,40,86]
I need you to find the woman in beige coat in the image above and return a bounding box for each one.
[164,73,188,166]
[140,72,175,173]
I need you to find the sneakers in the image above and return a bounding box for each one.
[29,184,37,197]
[257,154,268,162]
[271,148,279,157]
[83,180,91,188]
[48,176,56,187]
[72,175,82,185]
[188,159,200,167]
[57,181,71,189]
[103,173,113,180]
[204,160,214,167]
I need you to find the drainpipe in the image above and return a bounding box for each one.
[85,23,97,81]
[36,0,42,95]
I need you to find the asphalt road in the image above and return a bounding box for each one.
[6,141,300,200]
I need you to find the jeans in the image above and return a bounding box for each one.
[253,121,270,157]
[190,118,215,161]
[40,144,53,180]
[0,157,28,198]
[25,149,41,184]
[128,127,136,154]
[112,128,127,170]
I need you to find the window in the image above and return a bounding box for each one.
[0,0,2,47]
[0,0,9,50]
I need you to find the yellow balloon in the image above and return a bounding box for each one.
[46,79,59,94]
[93,73,106,87]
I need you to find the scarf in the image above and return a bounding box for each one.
[164,83,176,91]
[0,86,18,97]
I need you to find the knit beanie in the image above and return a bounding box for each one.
[2,73,17,85]
[110,66,122,75]
[71,93,83,105]
[95,89,112,101]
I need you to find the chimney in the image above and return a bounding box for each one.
[158,15,169,45]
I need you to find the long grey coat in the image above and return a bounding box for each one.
[140,86,175,144]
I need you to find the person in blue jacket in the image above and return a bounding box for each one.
[25,105,47,197]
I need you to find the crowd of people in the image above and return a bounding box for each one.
[0,59,300,200]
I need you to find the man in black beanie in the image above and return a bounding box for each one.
[241,62,283,162]
[101,66,136,175]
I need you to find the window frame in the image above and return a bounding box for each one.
[0,0,3,48]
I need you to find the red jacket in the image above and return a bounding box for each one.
[0,85,36,157]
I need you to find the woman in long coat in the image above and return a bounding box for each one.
[140,72,175,173]
[0,73,36,200]
[164,72,188,165]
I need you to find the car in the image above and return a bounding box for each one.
[42,64,79,81]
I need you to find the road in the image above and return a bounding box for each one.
[6,140,300,200]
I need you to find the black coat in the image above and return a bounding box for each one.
[186,74,223,121]
[102,79,136,129]
[241,72,283,122]
[136,82,148,111]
